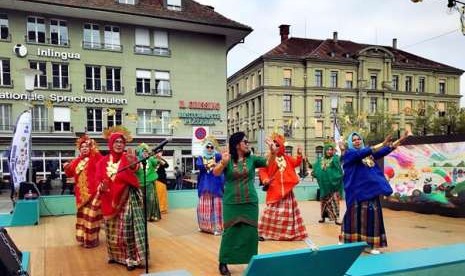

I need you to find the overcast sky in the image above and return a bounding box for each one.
[197,0,465,105]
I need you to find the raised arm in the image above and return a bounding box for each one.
[213,146,230,176]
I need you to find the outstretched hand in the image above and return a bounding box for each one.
[383,134,393,147]
[220,145,230,164]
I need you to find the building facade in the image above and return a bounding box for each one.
[227,25,463,161]
[0,0,251,185]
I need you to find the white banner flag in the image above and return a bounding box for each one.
[9,110,32,190]
[334,119,342,155]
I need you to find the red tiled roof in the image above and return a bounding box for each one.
[22,0,251,30]
[264,37,463,73]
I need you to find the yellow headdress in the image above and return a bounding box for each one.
[103,125,133,142]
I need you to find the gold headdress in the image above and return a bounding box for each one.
[103,125,133,142]
[201,135,220,150]
[75,134,99,154]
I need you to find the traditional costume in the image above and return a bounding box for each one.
[136,143,161,221]
[312,143,343,224]
[155,154,169,213]
[96,126,147,270]
[196,137,224,235]
[339,132,393,251]
[258,133,307,241]
[64,135,102,248]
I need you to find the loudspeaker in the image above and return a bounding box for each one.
[0,227,23,276]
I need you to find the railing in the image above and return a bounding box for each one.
[136,127,173,135]
[0,33,11,42]
[83,84,124,94]
[36,82,72,91]
[82,41,123,52]
[133,45,171,56]
[25,35,70,47]
[135,88,172,96]
[0,125,13,132]
[0,79,14,88]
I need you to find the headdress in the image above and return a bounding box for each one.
[270,132,285,156]
[136,143,151,159]
[201,135,219,158]
[75,134,99,155]
[103,125,133,151]
[347,132,365,150]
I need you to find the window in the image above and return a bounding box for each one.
[390,99,399,114]
[405,76,412,92]
[315,121,323,138]
[0,14,9,40]
[153,30,169,55]
[107,109,122,127]
[0,59,11,86]
[118,0,136,4]
[315,70,323,87]
[86,108,103,132]
[83,23,100,49]
[251,73,255,89]
[53,107,70,132]
[32,105,48,131]
[106,67,121,92]
[156,110,171,134]
[137,109,153,133]
[257,96,262,113]
[155,71,171,95]
[315,98,323,113]
[135,28,150,54]
[392,75,399,91]
[419,77,425,93]
[27,16,46,43]
[283,94,292,112]
[258,70,262,86]
[370,74,377,90]
[283,69,292,86]
[0,104,12,131]
[30,61,47,88]
[283,125,293,138]
[136,70,151,94]
[439,79,446,94]
[370,97,377,113]
[167,0,182,11]
[404,100,412,115]
[85,66,101,91]
[52,63,69,89]
[345,72,353,88]
[50,19,68,45]
[315,146,323,159]
[104,25,121,50]
[345,98,353,112]
[330,71,338,88]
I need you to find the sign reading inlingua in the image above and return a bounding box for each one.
[37,47,81,61]
[178,111,221,125]
[0,92,127,105]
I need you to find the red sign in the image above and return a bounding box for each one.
[179,100,220,110]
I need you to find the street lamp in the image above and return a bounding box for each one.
[20,68,42,183]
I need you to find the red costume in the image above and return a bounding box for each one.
[258,133,308,241]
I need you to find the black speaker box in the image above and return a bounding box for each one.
[0,227,23,276]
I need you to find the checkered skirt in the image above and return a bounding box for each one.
[76,192,103,248]
[197,193,223,234]
[258,191,308,241]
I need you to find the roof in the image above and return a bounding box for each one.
[263,37,464,74]
[16,0,251,31]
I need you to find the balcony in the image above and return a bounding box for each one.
[82,41,123,52]
[35,82,72,91]
[136,127,173,135]
[135,88,172,97]
[134,45,171,57]
[31,125,74,133]
[0,124,13,132]
[25,36,70,47]
[83,85,124,94]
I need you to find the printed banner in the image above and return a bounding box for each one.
[9,111,32,189]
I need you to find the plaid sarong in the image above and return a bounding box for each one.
[76,192,102,248]
[197,193,223,234]
[320,192,340,221]
[105,187,147,267]
[339,196,387,249]
[258,191,308,241]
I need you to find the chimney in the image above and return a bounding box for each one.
[279,24,290,42]
[333,31,338,43]
[392,38,397,49]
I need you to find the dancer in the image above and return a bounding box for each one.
[95,126,146,270]
[213,131,276,276]
[339,131,408,254]
[63,134,102,248]
[196,137,225,235]
[155,149,169,213]
[136,143,161,221]
[312,142,343,225]
[258,133,308,241]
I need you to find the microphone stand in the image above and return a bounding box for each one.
[113,148,165,274]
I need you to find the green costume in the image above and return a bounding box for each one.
[219,155,267,264]
[312,144,343,198]
[136,144,161,221]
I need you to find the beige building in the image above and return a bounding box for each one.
[227,25,463,160]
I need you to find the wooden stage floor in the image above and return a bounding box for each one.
[6,201,465,276]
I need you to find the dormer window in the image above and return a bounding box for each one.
[167,0,182,11]
[118,0,136,5]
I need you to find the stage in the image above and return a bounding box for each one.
[5,201,465,275]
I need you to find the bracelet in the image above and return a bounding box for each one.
[371,142,384,152]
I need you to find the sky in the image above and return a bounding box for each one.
[196,0,465,105]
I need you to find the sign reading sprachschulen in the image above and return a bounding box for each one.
[0,92,128,105]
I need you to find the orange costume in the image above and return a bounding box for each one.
[258,133,308,241]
